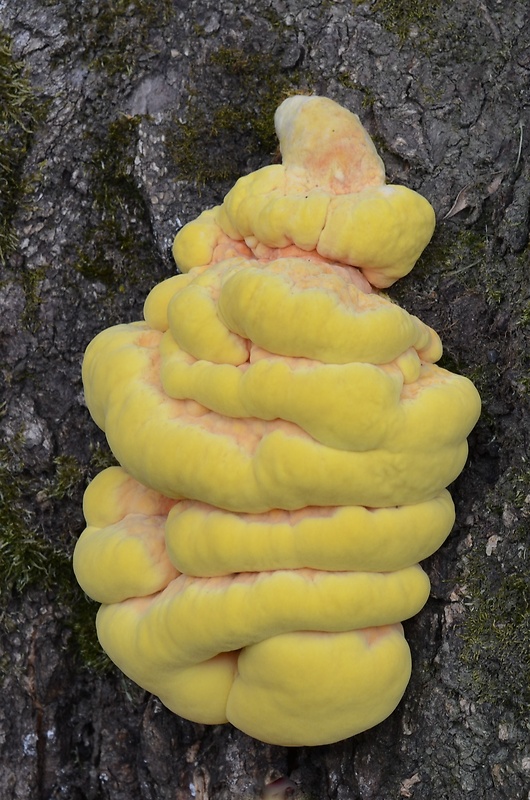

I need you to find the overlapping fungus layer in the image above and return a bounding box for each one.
[74,95,480,746]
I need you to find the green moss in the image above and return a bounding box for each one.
[68,594,112,674]
[75,115,158,288]
[45,455,85,501]
[166,46,308,187]
[461,565,530,712]
[60,0,173,78]
[211,47,305,154]
[91,116,143,212]
[336,74,377,109]
[421,226,502,307]
[459,461,530,715]
[371,0,440,42]
[88,442,119,473]
[411,223,520,312]
[517,301,530,328]
[260,7,288,28]
[0,446,58,594]
[20,265,47,330]
[0,28,46,264]
[391,226,489,315]
[0,440,111,673]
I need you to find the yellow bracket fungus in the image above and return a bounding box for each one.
[74,95,481,747]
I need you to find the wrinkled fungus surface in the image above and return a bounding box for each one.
[74,95,481,746]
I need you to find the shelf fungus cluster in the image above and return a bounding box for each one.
[74,95,481,747]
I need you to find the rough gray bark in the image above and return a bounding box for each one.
[1,1,529,798]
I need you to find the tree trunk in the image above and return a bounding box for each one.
[1,1,529,798]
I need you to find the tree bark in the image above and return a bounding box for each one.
[1,1,529,798]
